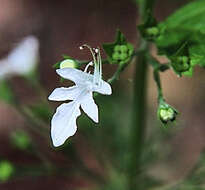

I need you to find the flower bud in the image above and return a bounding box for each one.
[158,102,178,124]
[120,45,128,53]
[145,27,160,37]
[114,45,121,52]
[171,56,190,73]
[60,59,76,69]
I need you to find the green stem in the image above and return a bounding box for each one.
[153,67,164,103]
[128,0,155,189]
[107,50,141,84]
[107,63,126,84]
[128,42,148,189]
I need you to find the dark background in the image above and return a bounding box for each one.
[0,0,205,189]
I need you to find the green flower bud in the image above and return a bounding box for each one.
[145,27,159,37]
[120,45,128,53]
[172,56,190,73]
[112,52,120,60]
[120,53,128,60]
[114,45,121,52]
[60,59,76,69]
[127,43,134,56]
[128,49,133,56]
[0,161,14,182]
[158,102,178,124]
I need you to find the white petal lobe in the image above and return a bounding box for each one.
[94,80,112,95]
[48,86,80,101]
[51,102,81,147]
[81,92,99,123]
[0,59,12,79]
[8,36,39,75]
[56,68,92,85]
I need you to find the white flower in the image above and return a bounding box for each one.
[48,46,112,147]
[0,36,39,79]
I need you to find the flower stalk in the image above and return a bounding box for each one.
[127,0,155,189]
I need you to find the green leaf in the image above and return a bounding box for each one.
[102,29,134,64]
[155,0,205,76]
[189,44,205,67]
[0,80,15,104]
[159,0,205,32]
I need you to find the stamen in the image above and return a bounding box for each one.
[84,61,93,73]
[79,44,97,65]
[79,44,102,86]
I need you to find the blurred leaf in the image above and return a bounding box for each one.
[0,80,15,104]
[10,130,32,150]
[102,29,134,65]
[0,160,14,182]
[53,61,61,69]
[159,0,205,32]
[189,45,205,67]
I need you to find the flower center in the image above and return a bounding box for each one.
[85,81,93,91]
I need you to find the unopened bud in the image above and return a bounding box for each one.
[60,59,76,69]
[172,56,190,73]
[145,27,159,37]
[158,102,178,124]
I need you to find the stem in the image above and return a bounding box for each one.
[128,42,148,189]
[153,67,164,103]
[107,63,126,84]
[128,0,154,189]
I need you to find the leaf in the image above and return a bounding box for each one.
[189,44,205,67]
[155,0,205,76]
[159,0,205,32]
[102,29,134,64]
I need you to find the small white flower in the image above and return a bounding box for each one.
[48,46,112,147]
[0,36,39,79]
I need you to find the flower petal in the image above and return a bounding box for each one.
[94,79,112,95]
[48,86,80,101]
[0,59,12,79]
[56,68,92,85]
[81,92,98,123]
[8,36,39,75]
[51,102,81,147]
